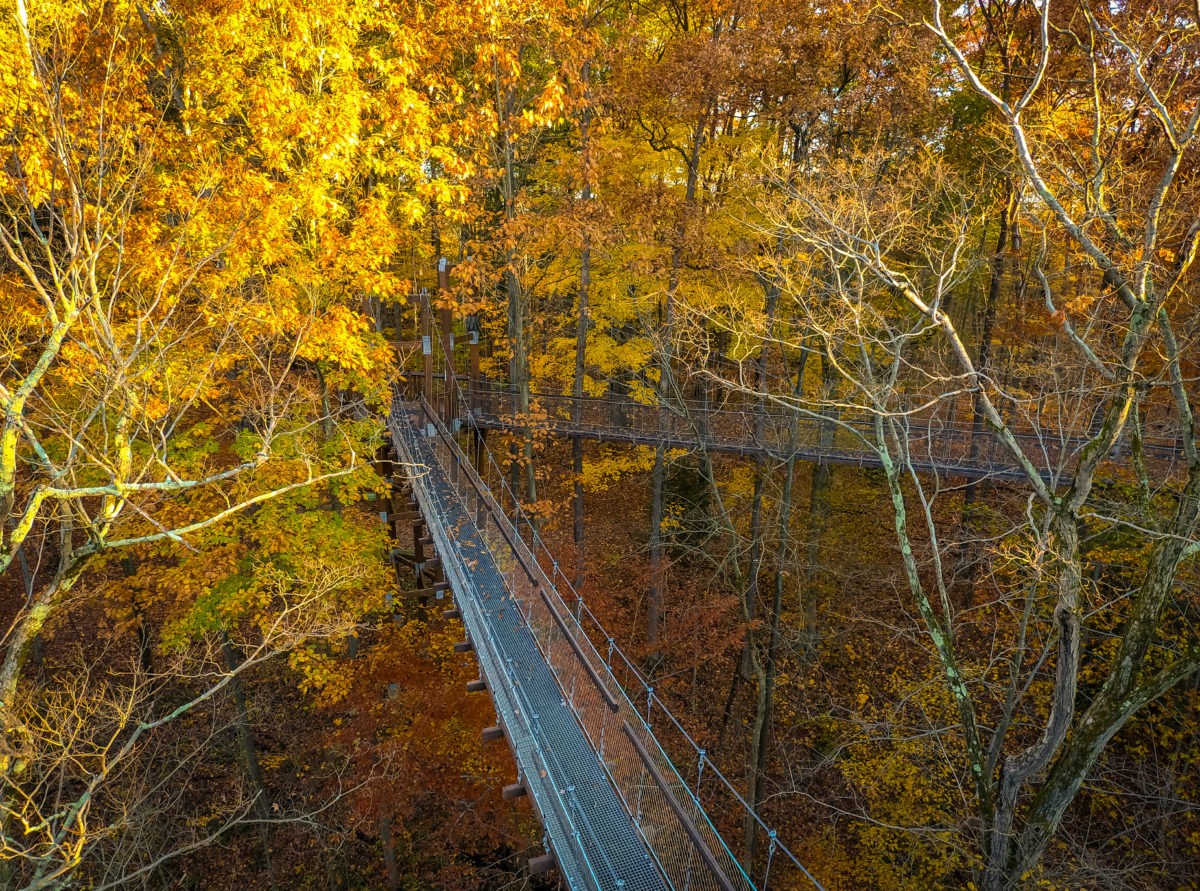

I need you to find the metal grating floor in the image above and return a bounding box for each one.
[392,406,668,891]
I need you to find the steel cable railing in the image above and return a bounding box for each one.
[405,329,825,890]
[411,396,747,891]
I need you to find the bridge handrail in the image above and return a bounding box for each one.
[391,408,607,889]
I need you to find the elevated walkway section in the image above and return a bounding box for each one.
[390,398,771,891]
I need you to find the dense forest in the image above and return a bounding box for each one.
[3,0,1200,888]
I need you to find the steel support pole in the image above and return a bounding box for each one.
[438,258,454,423]
[421,288,433,406]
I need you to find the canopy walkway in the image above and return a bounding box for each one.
[458,381,1185,483]
[383,287,1182,890]
[386,285,1182,483]
[388,389,823,891]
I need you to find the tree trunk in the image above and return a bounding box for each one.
[647,444,666,647]
[497,78,537,512]
[800,461,833,658]
[220,634,271,823]
[956,188,1011,606]
[739,468,765,680]
[647,116,705,647]
[745,454,795,868]
[379,814,399,890]
[986,465,1200,889]
[0,539,91,712]
[801,355,838,656]
[741,257,783,658]
[744,351,809,864]
[572,62,593,590]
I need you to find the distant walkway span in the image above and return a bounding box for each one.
[457,382,1184,484]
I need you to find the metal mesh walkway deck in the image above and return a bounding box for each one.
[390,404,667,891]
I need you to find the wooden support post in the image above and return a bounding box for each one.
[453,639,473,653]
[389,483,411,528]
[466,679,487,693]
[373,444,393,481]
[405,289,420,340]
[468,316,480,419]
[388,478,410,588]
[528,854,555,876]
[482,725,505,742]
[467,309,483,471]
[442,606,461,620]
[412,521,426,586]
